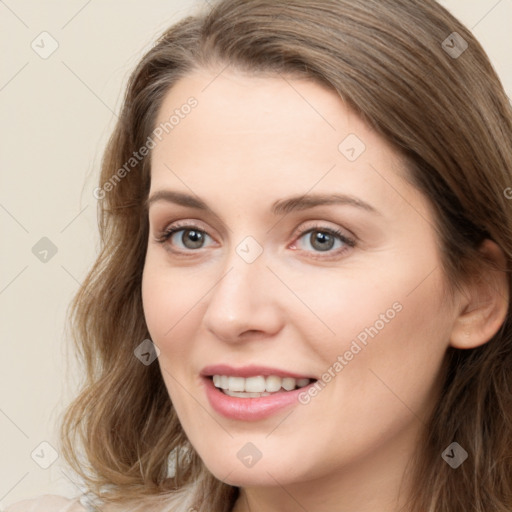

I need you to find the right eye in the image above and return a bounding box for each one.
[155,223,216,252]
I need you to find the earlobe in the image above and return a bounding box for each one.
[450,239,509,350]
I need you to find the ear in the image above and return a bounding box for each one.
[450,239,509,349]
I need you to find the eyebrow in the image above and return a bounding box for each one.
[146,190,380,216]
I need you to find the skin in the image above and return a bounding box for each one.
[141,69,508,512]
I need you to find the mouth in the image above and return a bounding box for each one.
[209,374,316,398]
[200,364,318,420]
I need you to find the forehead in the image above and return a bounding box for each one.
[153,69,370,162]
[149,69,430,225]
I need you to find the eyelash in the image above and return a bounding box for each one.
[155,222,356,258]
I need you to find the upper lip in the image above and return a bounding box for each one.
[201,364,316,380]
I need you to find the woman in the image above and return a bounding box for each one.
[6,0,512,511]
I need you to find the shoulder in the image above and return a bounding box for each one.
[2,494,92,512]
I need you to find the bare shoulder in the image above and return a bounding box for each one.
[2,494,91,512]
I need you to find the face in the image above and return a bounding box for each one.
[141,69,459,493]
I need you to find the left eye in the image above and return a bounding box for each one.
[294,227,354,253]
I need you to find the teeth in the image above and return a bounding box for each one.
[211,374,313,394]
[228,376,245,392]
[282,377,296,391]
[245,376,266,393]
[265,375,282,392]
[224,390,272,398]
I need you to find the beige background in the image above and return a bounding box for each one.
[1,0,511,508]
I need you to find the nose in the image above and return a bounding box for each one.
[201,245,284,343]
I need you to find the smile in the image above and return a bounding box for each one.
[200,365,318,420]
[212,375,313,397]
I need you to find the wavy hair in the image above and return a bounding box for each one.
[59,1,512,511]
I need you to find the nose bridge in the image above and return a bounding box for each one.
[218,232,268,297]
[202,234,282,341]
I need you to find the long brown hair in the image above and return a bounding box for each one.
[59,1,512,510]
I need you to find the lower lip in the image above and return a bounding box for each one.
[202,377,316,421]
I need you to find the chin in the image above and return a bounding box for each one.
[211,465,287,487]
[197,446,311,488]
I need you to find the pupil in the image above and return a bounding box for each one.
[311,231,334,251]
[184,230,203,248]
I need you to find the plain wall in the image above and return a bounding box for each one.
[1,0,511,507]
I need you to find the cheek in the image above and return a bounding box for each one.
[288,267,406,361]
[141,261,207,416]
[141,255,205,345]
[298,256,452,398]
[318,266,452,427]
